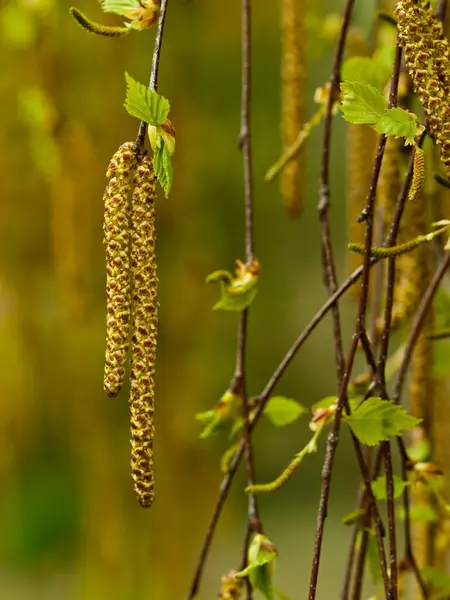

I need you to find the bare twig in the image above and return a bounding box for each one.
[309,0,356,597]
[235,0,261,591]
[393,252,450,403]
[136,0,169,147]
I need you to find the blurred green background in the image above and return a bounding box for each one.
[0,0,379,598]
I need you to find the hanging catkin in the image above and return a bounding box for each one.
[103,142,137,397]
[280,0,305,217]
[129,155,158,508]
[396,0,450,175]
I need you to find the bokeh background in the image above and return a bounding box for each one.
[0,0,381,598]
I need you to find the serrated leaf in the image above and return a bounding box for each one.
[340,81,387,125]
[375,107,418,142]
[341,57,387,91]
[371,474,409,500]
[101,0,139,16]
[124,72,170,127]
[345,397,422,446]
[263,397,306,427]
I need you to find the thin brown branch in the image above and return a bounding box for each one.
[393,252,450,403]
[309,0,356,597]
[136,0,169,147]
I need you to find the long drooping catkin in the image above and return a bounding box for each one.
[103,142,137,397]
[396,0,450,174]
[280,0,305,217]
[129,156,158,508]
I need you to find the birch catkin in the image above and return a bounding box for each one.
[280,0,305,217]
[129,156,158,508]
[103,142,137,397]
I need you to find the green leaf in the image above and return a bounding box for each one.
[124,72,170,127]
[367,531,382,583]
[340,81,387,125]
[101,0,139,16]
[371,474,409,500]
[397,503,438,523]
[375,107,418,142]
[407,438,432,463]
[236,534,278,600]
[213,282,257,311]
[220,442,240,473]
[341,508,366,527]
[312,396,337,411]
[263,397,306,427]
[341,57,387,91]
[153,141,173,197]
[422,566,450,591]
[345,397,422,446]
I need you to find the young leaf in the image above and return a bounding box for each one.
[340,81,387,125]
[422,566,450,591]
[367,531,382,584]
[341,57,387,91]
[375,107,418,143]
[101,0,140,15]
[397,503,438,523]
[312,396,337,411]
[207,259,260,312]
[345,397,421,446]
[152,141,173,197]
[371,474,409,500]
[263,397,306,427]
[236,534,278,600]
[124,72,170,127]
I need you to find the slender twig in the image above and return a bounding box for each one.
[135,0,169,147]
[309,0,356,597]
[235,0,260,591]
[400,458,429,599]
[374,42,403,600]
[393,252,450,403]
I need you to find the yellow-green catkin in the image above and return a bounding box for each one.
[396,0,450,175]
[280,0,306,217]
[346,123,378,290]
[129,155,158,509]
[103,142,137,397]
[218,570,244,600]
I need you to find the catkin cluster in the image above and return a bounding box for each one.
[103,142,137,397]
[103,144,158,508]
[396,0,450,173]
[129,157,158,509]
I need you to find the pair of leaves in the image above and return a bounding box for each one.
[340,80,420,143]
[124,73,174,196]
[345,397,421,446]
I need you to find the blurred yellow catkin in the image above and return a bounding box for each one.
[129,156,158,509]
[280,0,306,217]
[346,123,377,291]
[103,142,137,397]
